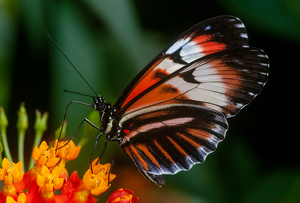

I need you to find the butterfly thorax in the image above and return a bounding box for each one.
[93,96,112,133]
[93,96,121,140]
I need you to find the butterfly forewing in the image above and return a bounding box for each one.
[114,16,249,112]
[118,48,268,118]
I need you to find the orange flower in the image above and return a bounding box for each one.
[0,158,24,202]
[0,158,23,185]
[84,159,116,196]
[56,140,81,161]
[6,193,26,203]
[63,159,116,203]
[22,141,61,190]
[0,105,138,203]
[33,165,64,202]
[54,139,81,181]
[32,141,60,168]
[36,166,64,192]
[106,188,138,203]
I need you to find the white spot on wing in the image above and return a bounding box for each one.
[165,76,198,93]
[235,23,245,28]
[240,33,248,38]
[257,54,268,58]
[197,83,227,94]
[163,117,194,126]
[180,41,203,56]
[187,88,227,103]
[155,58,184,74]
[178,41,206,63]
[138,122,165,132]
[204,25,211,31]
[248,92,255,96]
[182,53,205,63]
[192,65,218,77]
[166,37,190,54]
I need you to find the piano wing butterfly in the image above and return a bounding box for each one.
[63,16,269,186]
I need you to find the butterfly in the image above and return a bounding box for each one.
[69,15,269,186]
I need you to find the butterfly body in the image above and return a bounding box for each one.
[91,16,269,186]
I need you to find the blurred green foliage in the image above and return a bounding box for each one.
[0,0,299,202]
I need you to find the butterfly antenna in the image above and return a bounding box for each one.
[46,31,98,97]
[63,89,95,98]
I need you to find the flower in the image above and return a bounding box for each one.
[0,158,24,185]
[37,166,64,192]
[0,158,24,202]
[56,140,81,161]
[83,164,113,196]
[6,193,26,203]
[0,104,137,203]
[63,159,116,203]
[106,188,138,203]
[32,141,60,168]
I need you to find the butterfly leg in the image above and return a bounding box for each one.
[58,100,95,142]
[90,131,105,173]
[56,100,101,149]
[107,138,123,185]
[90,134,123,185]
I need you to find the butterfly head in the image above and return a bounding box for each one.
[93,96,107,112]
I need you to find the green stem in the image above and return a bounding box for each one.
[29,110,48,170]
[0,107,12,163]
[16,102,28,172]
[1,130,13,163]
[18,132,25,172]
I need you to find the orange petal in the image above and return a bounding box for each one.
[36,175,45,187]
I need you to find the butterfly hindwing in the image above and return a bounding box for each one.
[120,103,228,185]
[114,16,249,112]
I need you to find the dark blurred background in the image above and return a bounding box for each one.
[0,0,299,202]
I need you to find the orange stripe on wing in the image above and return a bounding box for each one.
[136,144,161,169]
[166,136,188,157]
[193,35,226,54]
[186,128,212,139]
[153,140,175,164]
[123,145,134,161]
[121,58,165,108]
[125,83,182,113]
[176,132,201,148]
[129,144,149,171]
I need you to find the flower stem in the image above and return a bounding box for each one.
[18,132,25,171]
[0,107,13,163]
[16,103,28,172]
[29,110,48,169]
